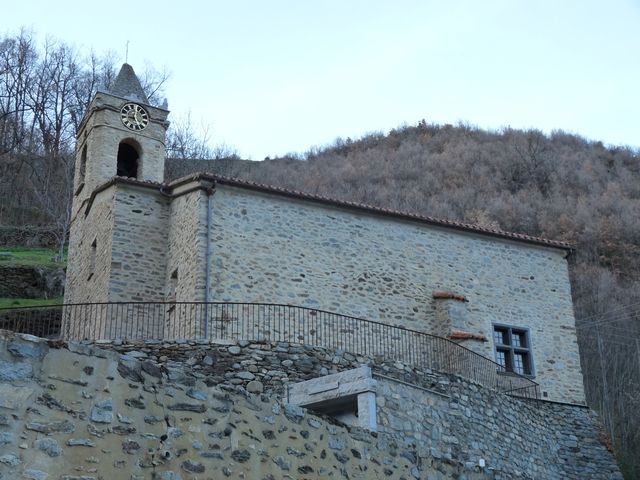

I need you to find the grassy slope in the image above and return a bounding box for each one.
[0,297,63,309]
[0,246,64,268]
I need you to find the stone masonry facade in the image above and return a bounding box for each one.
[0,331,622,479]
[208,185,583,404]
[67,177,584,404]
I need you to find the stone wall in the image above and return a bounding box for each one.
[0,266,64,299]
[0,331,621,480]
[207,184,584,404]
[65,189,115,306]
[110,185,170,304]
[63,179,584,403]
[0,227,58,248]
[166,186,208,304]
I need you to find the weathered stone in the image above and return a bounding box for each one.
[111,425,136,435]
[186,388,207,400]
[246,380,264,393]
[47,374,88,387]
[117,359,143,382]
[329,437,346,451]
[307,417,322,429]
[272,455,291,471]
[0,452,21,466]
[287,446,305,457]
[0,360,33,381]
[26,419,75,434]
[35,438,62,457]
[125,350,147,358]
[334,451,350,464]
[22,470,48,480]
[231,449,251,463]
[66,438,96,447]
[181,459,205,473]
[124,397,145,409]
[141,360,163,378]
[283,404,305,423]
[234,371,255,381]
[202,355,215,366]
[228,346,241,355]
[156,472,183,480]
[0,384,33,409]
[201,451,224,459]
[90,398,113,423]
[37,392,80,416]
[167,403,206,413]
[7,336,48,359]
[122,440,140,454]
[117,413,133,424]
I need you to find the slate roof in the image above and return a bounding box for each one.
[108,63,149,104]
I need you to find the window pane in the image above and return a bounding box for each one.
[513,352,527,375]
[495,350,506,368]
[494,328,508,345]
[512,331,526,348]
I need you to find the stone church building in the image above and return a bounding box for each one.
[47,64,627,478]
[64,64,586,405]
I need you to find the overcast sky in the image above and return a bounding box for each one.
[4,0,640,160]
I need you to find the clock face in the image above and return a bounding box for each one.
[120,103,149,131]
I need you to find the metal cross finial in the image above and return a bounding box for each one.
[125,41,129,63]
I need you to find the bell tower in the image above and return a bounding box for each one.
[65,64,171,308]
[72,63,169,205]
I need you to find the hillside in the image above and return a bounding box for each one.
[166,122,640,477]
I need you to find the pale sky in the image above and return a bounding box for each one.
[4,0,640,160]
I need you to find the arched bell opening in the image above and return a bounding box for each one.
[116,140,141,179]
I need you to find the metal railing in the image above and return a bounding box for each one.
[0,301,539,398]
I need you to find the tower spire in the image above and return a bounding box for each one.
[109,63,149,105]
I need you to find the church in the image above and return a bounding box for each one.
[65,64,585,405]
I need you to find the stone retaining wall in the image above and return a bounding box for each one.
[0,266,65,299]
[0,332,621,479]
[0,227,58,248]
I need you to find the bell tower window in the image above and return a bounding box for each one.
[117,141,140,179]
[79,145,87,181]
[75,144,88,195]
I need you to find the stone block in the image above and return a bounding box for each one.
[0,384,34,409]
[0,360,33,382]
